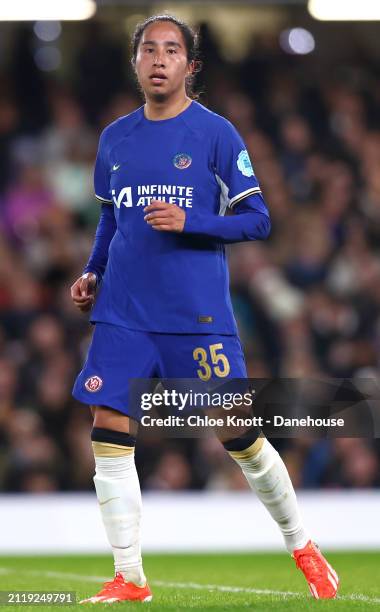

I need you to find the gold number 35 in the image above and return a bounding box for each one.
[192,343,231,381]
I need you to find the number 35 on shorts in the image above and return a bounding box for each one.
[193,343,231,381]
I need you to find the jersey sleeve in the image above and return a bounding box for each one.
[183,117,270,243]
[83,203,117,282]
[214,119,262,210]
[94,129,112,203]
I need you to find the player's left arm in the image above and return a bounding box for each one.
[144,119,271,243]
[144,194,270,243]
[184,193,270,243]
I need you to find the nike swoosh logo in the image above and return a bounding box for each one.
[112,164,121,171]
[99,496,120,506]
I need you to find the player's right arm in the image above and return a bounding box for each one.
[71,271,97,312]
[71,128,116,313]
[71,203,117,311]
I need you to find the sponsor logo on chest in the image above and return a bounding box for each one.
[111,184,194,209]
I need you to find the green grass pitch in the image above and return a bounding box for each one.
[0,552,379,610]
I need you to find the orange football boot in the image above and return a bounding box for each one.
[293,540,339,599]
[79,572,152,604]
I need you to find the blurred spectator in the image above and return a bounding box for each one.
[2,164,55,242]
[74,21,129,124]
[0,95,20,194]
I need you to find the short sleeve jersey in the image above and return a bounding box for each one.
[91,101,263,334]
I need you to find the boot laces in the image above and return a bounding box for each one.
[102,573,125,592]
[296,552,324,582]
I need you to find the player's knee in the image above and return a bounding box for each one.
[92,405,138,437]
[91,427,137,458]
[222,428,264,460]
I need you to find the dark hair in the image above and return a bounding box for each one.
[131,14,202,98]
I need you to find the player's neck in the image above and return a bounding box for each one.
[144,95,192,121]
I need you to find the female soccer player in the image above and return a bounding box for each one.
[71,14,339,603]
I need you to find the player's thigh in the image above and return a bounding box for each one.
[72,323,159,421]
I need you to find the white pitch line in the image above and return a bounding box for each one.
[153,580,301,598]
[1,567,380,605]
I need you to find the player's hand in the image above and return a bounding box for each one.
[144,200,185,232]
[70,272,97,312]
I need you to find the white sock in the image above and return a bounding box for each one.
[93,453,146,585]
[230,439,310,553]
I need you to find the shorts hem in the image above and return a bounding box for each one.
[72,391,138,420]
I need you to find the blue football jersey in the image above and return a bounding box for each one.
[91,101,266,334]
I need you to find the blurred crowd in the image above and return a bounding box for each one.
[1,20,380,493]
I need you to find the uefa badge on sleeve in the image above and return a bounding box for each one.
[85,375,103,392]
[237,149,255,177]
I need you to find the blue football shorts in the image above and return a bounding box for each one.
[72,322,247,421]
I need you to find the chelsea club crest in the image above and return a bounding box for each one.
[173,153,192,169]
[237,149,255,177]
